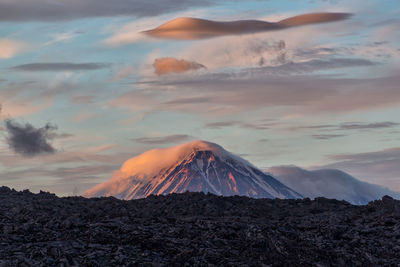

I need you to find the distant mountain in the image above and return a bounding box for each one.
[268,165,400,205]
[85,140,302,200]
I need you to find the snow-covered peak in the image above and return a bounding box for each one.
[119,140,249,180]
[84,140,302,200]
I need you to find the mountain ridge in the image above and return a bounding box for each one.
[268,165,400,205]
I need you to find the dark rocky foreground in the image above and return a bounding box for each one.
[0,187,399,267]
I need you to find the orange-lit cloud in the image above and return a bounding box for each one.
[0,39,27,59]
[153,57,206,75]
[144,13,351,40]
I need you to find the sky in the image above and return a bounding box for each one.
[0,0,399,196]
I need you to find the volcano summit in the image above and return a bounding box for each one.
[85,140,302,200]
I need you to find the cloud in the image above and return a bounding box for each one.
[288,121,399,134]
[268,165,400,204]
[3,119,57,157]
[312,134,346,140]
[251,58,375,75]
[131,134,193,144]
[112,69,400,117]
[289,124,335,131]
[0,0,213,21]
[11,62,110,72]
[339,122,399,130]
[204,121,241,129]
[327,147,400,162]
[170,15,383,73]
[144,13,351,40]
[0,39,27,59]
[153,57,206,75]
[205,120,278,130]
[44,31,83,46]
[112,65,135,81]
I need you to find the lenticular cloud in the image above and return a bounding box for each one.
[143,12,351,40]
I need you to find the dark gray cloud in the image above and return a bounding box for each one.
[312,134,346,140]
[241,121,278,130]
[290,124,335,131]
[131,134,193,144]
[205,121,240,129]
[340,122,399,130]
[4,119,57,156]
[11,63,110,72]
[0,0,212,21]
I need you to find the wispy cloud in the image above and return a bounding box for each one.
[339,122,399,130]
[11,62,111,72]
[289,121,399,132]
[111,70,400,117]
[205,120,278,130]
[312,134,346,140]
[44,31,83,46]
[204,121,241,129]
[131,134,193,144]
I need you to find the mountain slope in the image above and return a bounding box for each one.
[268,165,400,205]
[85,141,302,200]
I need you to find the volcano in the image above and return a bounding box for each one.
[85,140,302,200]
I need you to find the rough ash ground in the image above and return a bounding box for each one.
[0,187,399,266]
